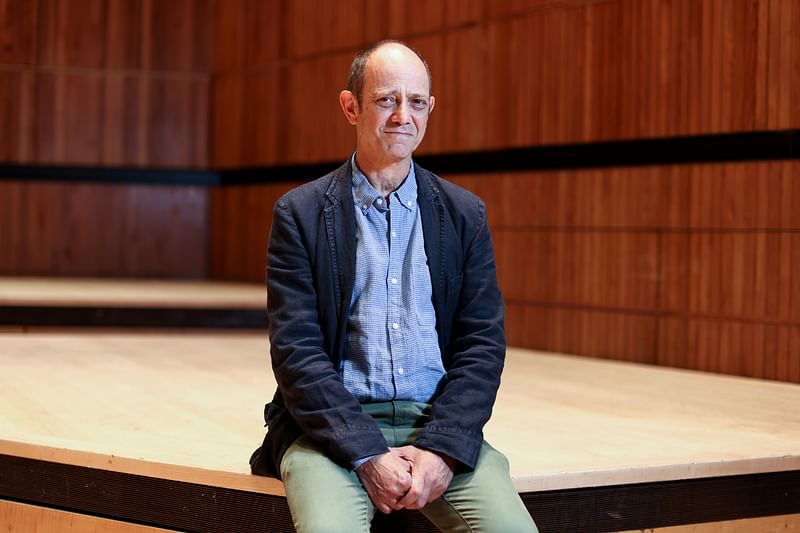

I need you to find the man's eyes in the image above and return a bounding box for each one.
[410,98,428,110]
[375,96,428,110]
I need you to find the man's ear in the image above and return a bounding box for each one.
[428,95,435,115]
[339,90,359,125]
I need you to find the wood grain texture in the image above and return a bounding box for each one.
[450,161,800,383]
[209,0,798,167]
[0,500,176,532]
[0,277,265,308]
[2,0,213,167]
[0,0,37,65]
[2,334,799,494]
[0,181,209,278]
[0,70,34,161]
[210,182,297,282]
[144,0,211,73]
[617,513,800,532]
[36,0,107,68]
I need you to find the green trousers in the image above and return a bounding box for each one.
[280,401,538,532]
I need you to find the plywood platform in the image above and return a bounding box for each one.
[0,277,266,329]
[1,333,799,532]
[0,277,266,308]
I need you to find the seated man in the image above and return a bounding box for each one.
[250,39,538,533]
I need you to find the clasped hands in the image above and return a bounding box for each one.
[355,446,456,514]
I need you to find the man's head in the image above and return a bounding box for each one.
[339,41,435,169]
[346,40,432,106]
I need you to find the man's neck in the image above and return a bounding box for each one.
[354,153,412,197]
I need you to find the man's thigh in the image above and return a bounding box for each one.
[420,441,539,533]
[280,434,375,533]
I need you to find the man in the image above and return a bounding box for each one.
[250,40,537,532]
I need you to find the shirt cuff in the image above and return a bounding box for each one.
[352,453,379,470]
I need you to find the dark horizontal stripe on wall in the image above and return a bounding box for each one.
[1,130,797,186]
[0,305,267,329]
[224,129,800,185]
[1,454,798,533]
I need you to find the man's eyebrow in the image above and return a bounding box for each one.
[371,88,429,98]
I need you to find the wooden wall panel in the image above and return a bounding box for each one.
[449,161,800,383]
[409,28,486,155]
[505,303,659,363]
[0,70,34,161]
[286,0,366,59]
[146,77,209,167]
[2,0,212,168]
[213,0,280,73]
[210,182,296,282]
[105,0,142,69]
[210,0,798,167]
[145,0,212,73]
[688,233,798,323]
[0,0,213,277]
[103,74,143,165]
[0,0,37,64]
[34,72,105,164]
[0,181,209,278]
[450,166,689,229]
[690,162,800,230]
[495,230,660,311]
[678,320,800,382]
[36,0,106,68]
[767,0,800,129]
[285,51,355,164]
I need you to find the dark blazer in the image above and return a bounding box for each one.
[250,159,506,478]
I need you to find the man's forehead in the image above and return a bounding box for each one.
[364,47,430,94]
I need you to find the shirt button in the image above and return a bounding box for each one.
[392,322,399,330]
[391,277,398,284]
[397,367,404,375]
[406,200,413,207]
[391,231,397,238]
[362,204,368,210]
[376,198,383,205]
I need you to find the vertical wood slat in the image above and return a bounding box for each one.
[36,0,106,68]
[144,0,212,73]
[105,0,142,70]
[0,0,37,64]
[0,70,35,161]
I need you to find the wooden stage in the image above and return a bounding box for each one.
[0,277,267,330]
[1,331,799,532]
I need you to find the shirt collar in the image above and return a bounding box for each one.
[351,152,417,214]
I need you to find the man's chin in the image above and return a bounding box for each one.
[383,141,419,160]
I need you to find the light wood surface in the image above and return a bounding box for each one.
[0,499,176,532]
[0,277,265,308]
[1,333,798,496]
[618,513,800,532]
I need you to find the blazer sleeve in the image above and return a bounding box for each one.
[412,200,506,470]
[267,197,389,468]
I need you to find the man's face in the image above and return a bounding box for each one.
[341,45,435,167]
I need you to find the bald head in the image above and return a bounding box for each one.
[347,40,432,106]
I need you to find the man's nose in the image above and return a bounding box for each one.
[391,100,411,124]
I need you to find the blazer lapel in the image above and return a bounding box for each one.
[324,161,357,336]
[416,164,446,322]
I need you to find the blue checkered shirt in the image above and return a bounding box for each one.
[342,155,445,404]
